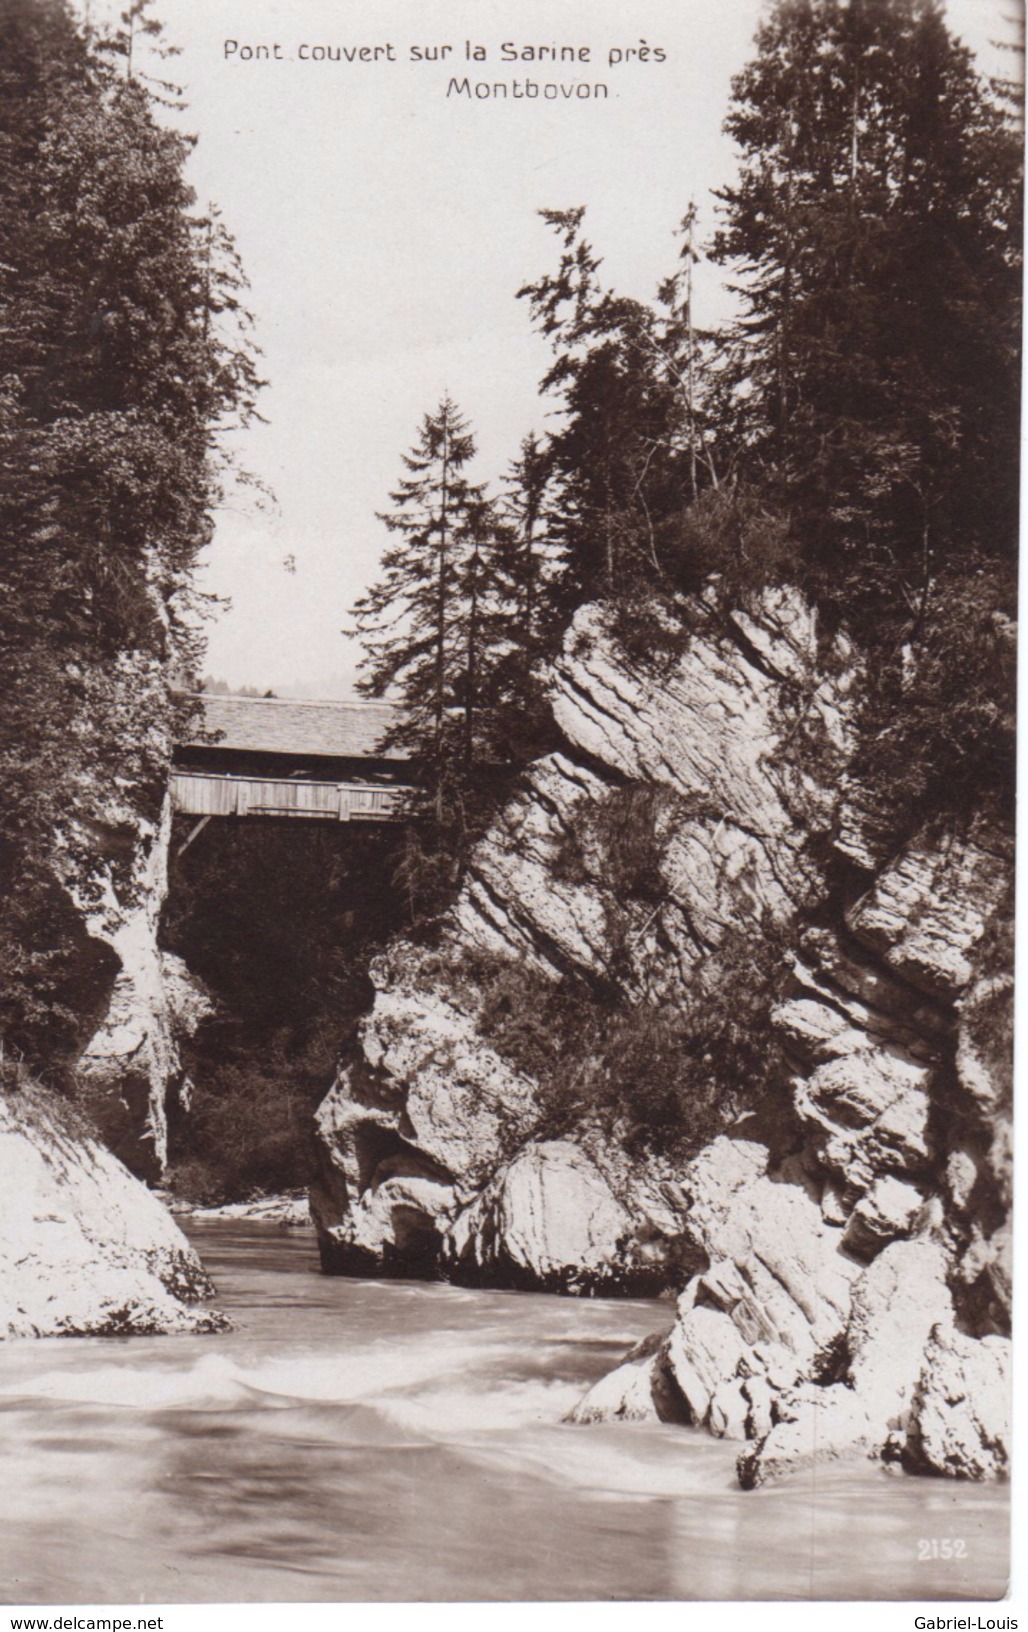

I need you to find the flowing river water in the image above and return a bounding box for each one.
[0,1221,1009,1603]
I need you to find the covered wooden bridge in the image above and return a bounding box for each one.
[171,695,414,847]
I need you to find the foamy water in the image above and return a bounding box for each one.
[0,1222,1009,1602]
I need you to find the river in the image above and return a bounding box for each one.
[0,1221,1009,1603]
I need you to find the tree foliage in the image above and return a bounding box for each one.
[708,0,1020,836]
[505,1,1020,839]
[517,208,704,608]
[0,0,261,1070]
[462,915,787,1159]
[349,398,558,921]
[713,0,1021,619]
[352,399,488,762]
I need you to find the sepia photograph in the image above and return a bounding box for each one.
[0,0,1020,1609]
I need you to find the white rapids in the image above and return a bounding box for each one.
[0,1221,1009,1603]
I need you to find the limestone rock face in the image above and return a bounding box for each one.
[160,951,217,1056]
[313,591,838,1286]
[0,1080,224,1338]
[846,826,1012,1000]
[574,1129,856,1440]
[735,1241,953,1487]
[845,1240,954,1407]
[453,754,615,979]
[795,1051,933,1192]
[737,1384,875,1488]
[569,801,1011,1482]
[309,942,541,1277]
[550,595,835,877]
[74,798,205,1179]
[548,597,834,950]
[841,1175,924,1258]
[566,1357,666,1425]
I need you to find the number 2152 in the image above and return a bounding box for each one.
[918,1539,967,1560]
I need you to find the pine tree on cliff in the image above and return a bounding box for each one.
[518,208,689,610]
[712,0,1021,837]
[0,0,262,1072]
[349,398,522,915]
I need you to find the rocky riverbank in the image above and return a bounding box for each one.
[310,589,1012,1483]
[0,1075,225,1337]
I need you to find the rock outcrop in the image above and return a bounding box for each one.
[73,798,209,1180]
[0,1078,225,1337]
[311,590,1012,1483]
[573,809,1012,1486]
[310,945,680,1289]
[310,942,541,1276]
[904,1325,1012,1480]
[313,590,838,1284]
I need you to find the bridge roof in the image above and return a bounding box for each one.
[181,694,407,760]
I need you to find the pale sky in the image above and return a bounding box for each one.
[147,0,1018,695]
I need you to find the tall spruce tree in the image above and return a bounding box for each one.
[713,0,1021,626]
[710,0,1021,837]
[351,398,493,763]
[350,398,523,918]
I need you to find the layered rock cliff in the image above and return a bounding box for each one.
[311,587,836,1281]
[0,1075,224,1337]
[311,588,1012,1483]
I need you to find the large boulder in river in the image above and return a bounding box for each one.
[736,1238,955,1486]
[566,1331,686,1425]
[903,1326,1012,1480]
[737,1241,1015,1489]
[443,1140,661,1294]
[0,1078,225,1337]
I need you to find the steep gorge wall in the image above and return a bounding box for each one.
[311,590,1012,1482]
[24,656,212,1183]
[72,792,210,1181]
[571,821,1011,1485]
[0,660,225,1338]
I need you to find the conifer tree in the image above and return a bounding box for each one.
[711,0,1021,836]
[712,0,1021,627]
[351,398,495,764]
[518,209,698,609]
[485,435,566,761]
[349,400,506,905]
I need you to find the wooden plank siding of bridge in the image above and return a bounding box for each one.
[170,693,415,829]
[170,770,409,823]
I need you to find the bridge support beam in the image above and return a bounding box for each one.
[176,815,212,859]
